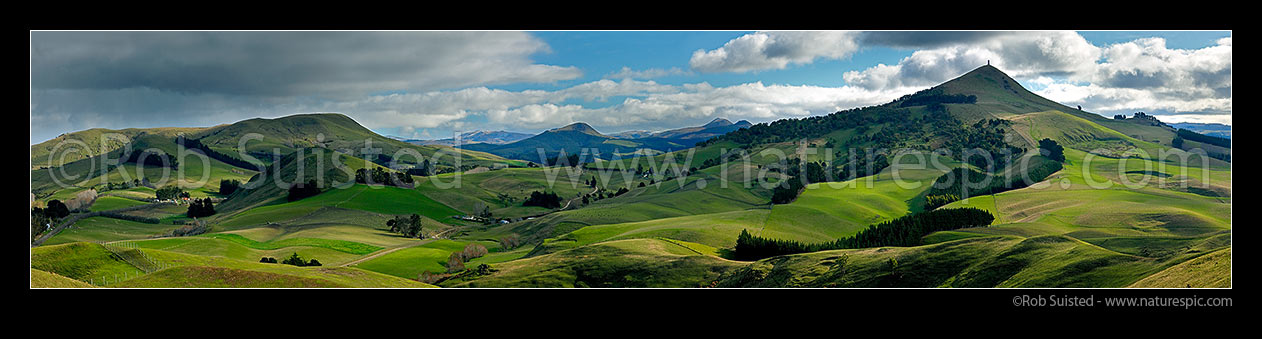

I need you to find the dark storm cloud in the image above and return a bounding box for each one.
[856,31,1011,49]
[30,31,581,97]
[29,31,583,143]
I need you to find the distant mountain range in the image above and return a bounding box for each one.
[1171,122,1231,139]
[464,118,752,162]
[402,130,533,146]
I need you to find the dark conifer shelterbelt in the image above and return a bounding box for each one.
[734,207,995,260]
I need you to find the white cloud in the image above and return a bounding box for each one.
[314,78,915,134]
[1090,37,1231,94]
[604,67,692,79]
[1035,82,1231,114]
[843,31,1100,90]
[1029,36,1231,123]
[690,31,862,73]
[1154,114,1232,126]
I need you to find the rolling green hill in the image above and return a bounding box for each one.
[192,113,510,169]
[32,242,435,288]
[32,65,1229,288]
[31,126,210,169]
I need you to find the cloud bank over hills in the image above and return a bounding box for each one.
[30,31,1230,144]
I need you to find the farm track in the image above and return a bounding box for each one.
[339,239,434,267]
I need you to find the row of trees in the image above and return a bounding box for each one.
[156,186,189,200]
[543,153,583,167]
[260,253,322,267]
[896,88,977,107]
[177,136,258,169]
[1177,129,1231,148]
[124,149,179,169]
[733,207,995,260]
[103,179,152,192]
[355,167,415,187]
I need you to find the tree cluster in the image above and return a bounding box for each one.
[287,180,321,201]
[31,205,62,240]
[219,179,242,196]
[39,200,71,219]
[276,252,321,267]
[1176,129,1230,148]
[386,214,424,238]
[523,191,562,209]
[498,234,522,250]
[833,148,890,181]
[1038,138,1065,162]
[939,119,1024,171]
[186,198,216,218]
[124,149,179,169]
[896,88,977,107]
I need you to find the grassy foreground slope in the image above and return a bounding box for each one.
[448,238,743,288]
[32,242,434,288]
[122,236,369,266]
[44,216,184,245]
[113,266,347,288]
[32,242,146,283]
[713,234,1195,288]
[31,269,95,288]
[1130,248,1231,288]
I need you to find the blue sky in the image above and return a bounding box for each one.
[30,31,1231,144]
